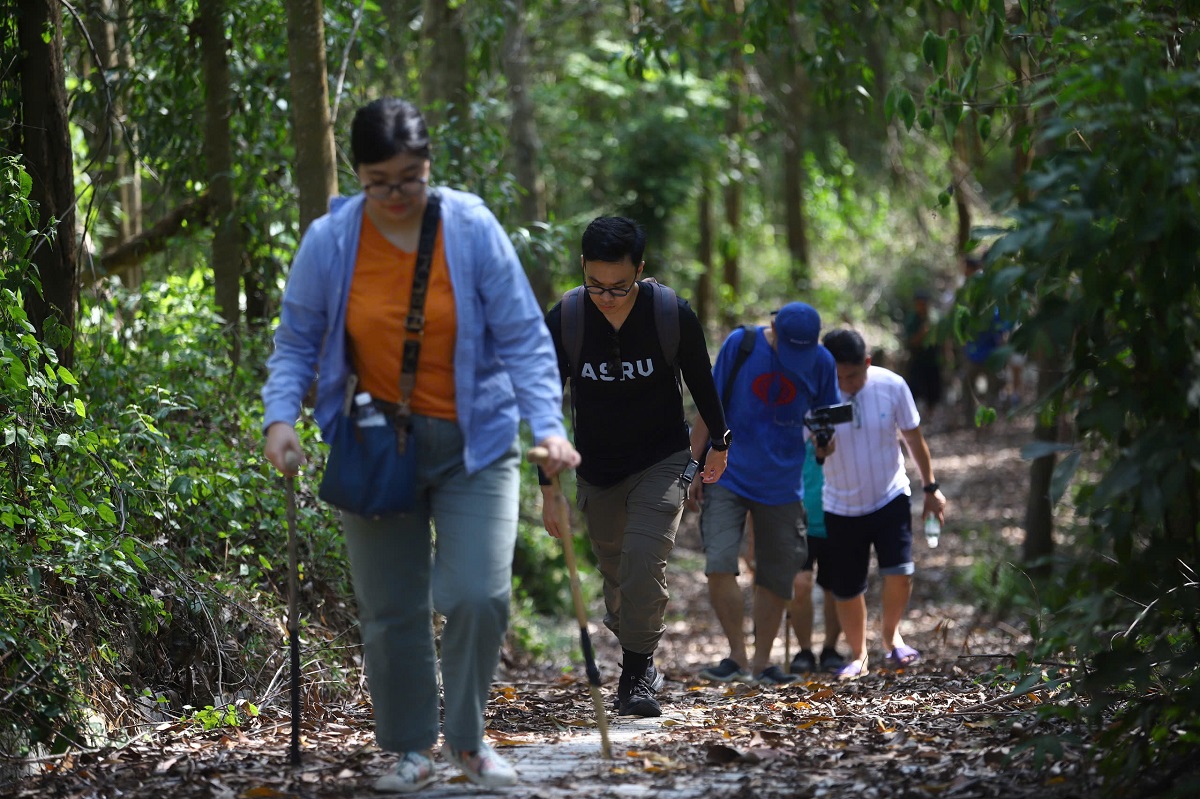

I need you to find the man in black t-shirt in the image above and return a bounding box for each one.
[540,216,730,717]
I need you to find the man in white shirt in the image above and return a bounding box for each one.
[815,329,947,679]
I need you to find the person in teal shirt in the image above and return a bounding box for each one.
[785,439,846,673]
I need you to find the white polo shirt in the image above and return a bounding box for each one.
[821,365,921,516]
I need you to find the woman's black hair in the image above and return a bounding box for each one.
[350,99,431,168]
[581,216,646,266]
[822,328,868,365]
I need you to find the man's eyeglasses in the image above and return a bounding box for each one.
[583,282,636,297]
[362,178,428,200]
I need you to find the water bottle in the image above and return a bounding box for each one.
[354,392,386,427]
[924,514,942,548]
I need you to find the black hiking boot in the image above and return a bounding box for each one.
[617,668,662,717]
[612,656,665,710]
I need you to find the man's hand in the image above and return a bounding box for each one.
[701,447,727,483]
[814,435,837,464]
[923,488,946,525]
[541,486,571,539]
[686,478,704,513]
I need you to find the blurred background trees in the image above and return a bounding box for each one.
[2,0,1197,791]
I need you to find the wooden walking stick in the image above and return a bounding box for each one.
[284,451,303,766]
[526,447,612,760]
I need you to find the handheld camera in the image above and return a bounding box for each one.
[804,402,855,464]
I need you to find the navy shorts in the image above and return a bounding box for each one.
[822,494,915,600]
[800,535,834,592]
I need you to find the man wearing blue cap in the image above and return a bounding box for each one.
[691,303,840,685]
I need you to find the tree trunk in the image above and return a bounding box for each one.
[782,41,811,289]
[17,0,78,367]
[286,0,337,234]
[695,172,715,328]
[85,0,143,287]
[381,0,421,98]
[1011,18,1056,570]
[198,1,242,354]
[720,0,745,329]
[422,0,468,141]
[503,0,553,307]
[1022,353,1057,570]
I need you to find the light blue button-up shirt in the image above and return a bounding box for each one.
[262,188,566,474]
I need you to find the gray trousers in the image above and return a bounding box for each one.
[576,449,689,655]
[340,415,519,754]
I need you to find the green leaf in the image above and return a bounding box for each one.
[98,504,117,524]
[921,31,949,73]
[73,398,86,418]
[977,114,992,141]
[56,366,78,386]
[897,92,917,130]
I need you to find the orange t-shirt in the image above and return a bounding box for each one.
[345,212,457,421]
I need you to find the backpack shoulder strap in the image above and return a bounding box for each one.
[649,281,680,367]
[721,324,759,410]
[560,286,586,380]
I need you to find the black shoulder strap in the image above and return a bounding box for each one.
[721,324,758,410]
[397,192,441,415]
[649,281,679,367]
[560,286,586,381]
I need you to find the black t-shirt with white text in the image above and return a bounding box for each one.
[544,283,727,487]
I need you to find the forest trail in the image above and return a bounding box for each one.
[10,414,1100,799]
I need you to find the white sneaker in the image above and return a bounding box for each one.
[444,741,518,788]
[374,750,436,793]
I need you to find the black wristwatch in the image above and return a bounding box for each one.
[710,429,733,452]
[922,482,940,494]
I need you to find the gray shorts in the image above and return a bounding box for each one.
[699,483,807,599]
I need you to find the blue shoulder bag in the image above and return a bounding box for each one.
[317,192,441,518]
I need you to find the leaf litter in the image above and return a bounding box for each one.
[7,419,1103,798]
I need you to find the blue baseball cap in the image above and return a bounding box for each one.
[773,302,822,378]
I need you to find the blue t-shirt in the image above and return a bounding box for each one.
[712,326,839,505]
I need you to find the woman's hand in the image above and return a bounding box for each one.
[264,422,305,476]
[536,435,581,476]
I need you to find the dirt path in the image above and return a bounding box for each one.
[9,417,1101,798]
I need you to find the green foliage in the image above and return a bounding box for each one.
[184,700,256,731]
[919,1,1200,790]
[1,156,161,755]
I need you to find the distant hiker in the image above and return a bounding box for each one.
[903,287,943,423]
[958,254,1013,427]
[785,439,847,675]
[539,216,729,718]
[815,328,947,680]
[262,98,579,792]
[692,303,839,686]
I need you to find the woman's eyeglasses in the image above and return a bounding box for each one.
[362,178,428,200]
